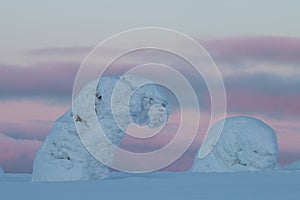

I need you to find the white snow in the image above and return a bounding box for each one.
[284,160,300,170]
[32,75,169,182]
[192,116,280,172]
[1,172,300,200]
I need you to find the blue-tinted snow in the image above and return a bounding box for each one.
[1,171,299,200]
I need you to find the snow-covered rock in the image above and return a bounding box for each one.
[192,116,279,172]
[32,75,169,182]
[284,160,300,170]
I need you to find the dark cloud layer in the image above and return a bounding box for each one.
[0,62,79,103]
[224,73,300,118]
[203,36,300,66]
[225,73,300,96]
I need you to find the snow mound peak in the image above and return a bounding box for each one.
[284,160,300,171]
[192,116,279,172]
[32,75,169,182]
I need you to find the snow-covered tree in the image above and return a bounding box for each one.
[32,75,169,181]
[192,116,280,172]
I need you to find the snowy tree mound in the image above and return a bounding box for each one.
[192,116,279,172]
[284,160,300,170]
[32,75,169,182]
[0,166,4,174]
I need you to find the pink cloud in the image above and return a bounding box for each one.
[118,111,221,171]
[227,90,300,117]
[0,100,69,122]
[0,120,53,141]
[0,133,41,173]
[1,37,300,172]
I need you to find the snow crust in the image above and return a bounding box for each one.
[192,116,279,172]
[32,75,169,181]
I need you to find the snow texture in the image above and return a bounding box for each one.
[2,172,300,200]
[32,75,169,182]
[192,116,279,172]
[284,160,300,170]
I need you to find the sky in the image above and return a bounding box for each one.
[0,0,300,173]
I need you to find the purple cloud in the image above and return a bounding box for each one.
[0,62,79,103]
[203,36,300,66]
[27,46,93,56]
[279,151,300,166]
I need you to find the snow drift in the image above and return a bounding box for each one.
[32,75,169,182]
[192,116,279,172]
[284,160,300,170]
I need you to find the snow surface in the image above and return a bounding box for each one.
[1,172,300,200]
[32,75,169,182]
[284,160,300,170]
[192,116,280,172]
